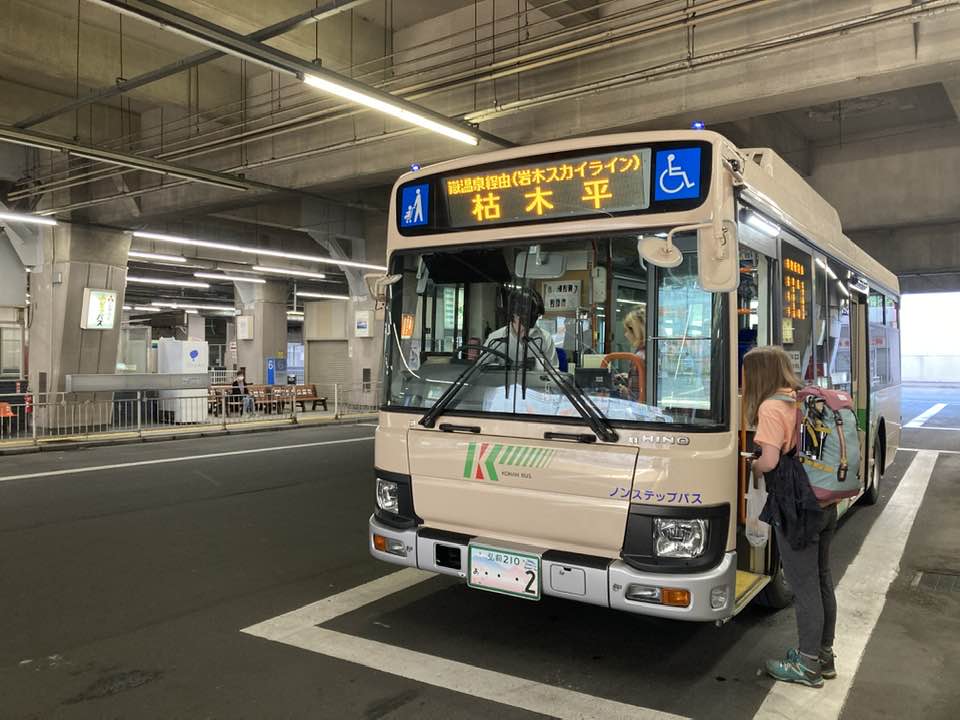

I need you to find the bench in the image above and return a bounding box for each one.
[249,385,279,413]
[295,384,328,412]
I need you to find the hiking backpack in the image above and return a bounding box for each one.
[774,387,863,502]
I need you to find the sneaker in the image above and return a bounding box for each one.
[819,649,837,679]
[765,649,824,688]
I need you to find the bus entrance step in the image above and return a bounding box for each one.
[734,570,770,615]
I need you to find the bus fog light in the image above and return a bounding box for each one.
[710,585,729,610]
[373,533,407,557]
[653,518,708,558]
[376,478,399,513]
[625,584,661,603]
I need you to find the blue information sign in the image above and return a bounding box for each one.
[653,148,702,201]
[399,183,429,228]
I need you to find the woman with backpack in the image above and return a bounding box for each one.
[743,346,839,689]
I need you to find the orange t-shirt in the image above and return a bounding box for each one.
[754,388,797,452]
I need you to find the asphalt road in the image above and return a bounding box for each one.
[0,394,955,719]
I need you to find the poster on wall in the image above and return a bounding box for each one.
[542,280,581,312]
[236,315,254,340]
[80,289,118,330]
[355,310,372,338]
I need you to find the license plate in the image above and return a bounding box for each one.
[468,544,541,600]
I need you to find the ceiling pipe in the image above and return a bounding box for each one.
[13,0,374,129]
[87,0,509,148]
[10,0,758,202]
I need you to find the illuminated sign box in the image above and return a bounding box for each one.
[395,142,710,235]
[80,289,118,330]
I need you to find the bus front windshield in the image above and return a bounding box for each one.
[383,233,727,429]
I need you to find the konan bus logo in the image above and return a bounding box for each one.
[463,442,556,482]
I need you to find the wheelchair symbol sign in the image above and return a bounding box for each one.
[654,148,701,201]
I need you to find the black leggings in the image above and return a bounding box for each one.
[775,503,839,658]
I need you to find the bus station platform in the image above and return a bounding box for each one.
[0,385,956,720]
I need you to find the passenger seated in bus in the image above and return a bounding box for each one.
[484,286,558,369]
[614,307,647,401]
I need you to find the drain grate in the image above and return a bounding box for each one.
[912,572,960,593]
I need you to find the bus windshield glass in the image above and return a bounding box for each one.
[383,233,726,429]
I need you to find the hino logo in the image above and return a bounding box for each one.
[630,434,690,446]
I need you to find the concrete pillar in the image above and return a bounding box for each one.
[28,225,130,397]
[234,279,287,384]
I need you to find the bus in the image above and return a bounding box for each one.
[368,130,901,622]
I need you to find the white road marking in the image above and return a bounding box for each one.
[242,569,689,720]
[0,436,374,483]
[900,446,960,454]
[754,450,939,720]
[904,425,960,432]
[904,403,947,428]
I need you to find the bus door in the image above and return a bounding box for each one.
[735,232,777,589]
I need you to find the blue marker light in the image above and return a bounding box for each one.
[691,120,706,130]
[410,163,421,172]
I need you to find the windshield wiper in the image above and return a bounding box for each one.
[418,340,506,429]
[521,338,619,443]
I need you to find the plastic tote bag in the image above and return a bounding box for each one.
[745,474,770,547]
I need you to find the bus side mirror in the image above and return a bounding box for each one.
[697,218,740,292]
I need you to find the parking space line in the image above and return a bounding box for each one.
[242,570,689,720]
[754,450,939,720]
[904,403,947,428]
[0,436,374,483]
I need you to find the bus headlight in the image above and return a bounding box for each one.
[653,518,708,558]
[376,478,399,513]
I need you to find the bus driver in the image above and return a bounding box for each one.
[484,286,558,369]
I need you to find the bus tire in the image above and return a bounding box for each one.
[756,533,794,609]
[862,442,881,506]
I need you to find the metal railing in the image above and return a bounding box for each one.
[0,382,380,447]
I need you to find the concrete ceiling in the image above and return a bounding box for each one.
[2,0,960,292]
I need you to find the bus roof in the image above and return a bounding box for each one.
[738,146,899,296]
[389,130,899,296]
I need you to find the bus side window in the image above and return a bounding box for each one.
[824,258,853,394]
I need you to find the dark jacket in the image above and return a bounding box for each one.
[759,448,823,550]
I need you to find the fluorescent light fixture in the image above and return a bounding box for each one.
[127,275,209,289]
[815,257,837,280]
[152,301,237,312]
[128,250,187,263]
[654,232,668,239]
[122,305,132,310]
[287,311,305,317]
[194,272,266,284]
[132,231,387,272]
[296,291,350,301]
[303,74,478,146]
[132,305,162,313]
[253,265,327,280]
[745,212,780,237]
[185,309,199,314]
[836,280,850,297]
[616,298,644,305]
[0,211,58,226]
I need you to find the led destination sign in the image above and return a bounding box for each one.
[444,148,652,227]
[395,143,708,234]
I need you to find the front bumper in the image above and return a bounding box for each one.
[369,514,737,622]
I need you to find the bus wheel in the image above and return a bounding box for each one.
[862,443,881,506]
[756,534,794,609]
